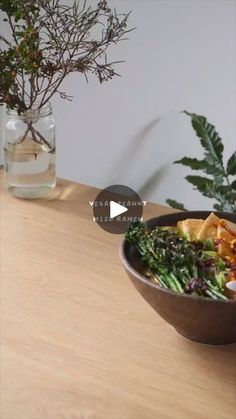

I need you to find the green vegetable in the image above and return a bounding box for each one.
[203,251,218,258]
[202,238,215,251]
[215,271,227,292]
[126,221,228,300]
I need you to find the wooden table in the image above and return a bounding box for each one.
[1,174,236,419]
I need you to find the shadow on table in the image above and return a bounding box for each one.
[23,178,98,220]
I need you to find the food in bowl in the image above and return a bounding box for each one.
[125,212,236,300]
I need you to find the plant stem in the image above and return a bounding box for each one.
[30,125,54,151]
[18,120,54,153]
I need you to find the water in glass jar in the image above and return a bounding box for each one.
[4,137,56,199]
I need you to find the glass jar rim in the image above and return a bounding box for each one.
[6,102,52,118]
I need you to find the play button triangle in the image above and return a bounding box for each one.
[110,201,128,219]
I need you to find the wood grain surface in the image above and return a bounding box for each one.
[1,173,236,419]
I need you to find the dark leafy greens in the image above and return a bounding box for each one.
[126,221,228,300]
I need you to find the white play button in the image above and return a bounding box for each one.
[110,201,128,219]
[92,185,143,234]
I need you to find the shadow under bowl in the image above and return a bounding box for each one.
[120,211,236,345]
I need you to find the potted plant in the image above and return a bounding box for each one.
[0,0,131,198]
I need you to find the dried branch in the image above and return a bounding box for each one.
[0,0,132,114]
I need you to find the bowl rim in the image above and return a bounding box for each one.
[120,211,236,305]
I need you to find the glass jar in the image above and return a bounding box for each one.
[4,102,56,199]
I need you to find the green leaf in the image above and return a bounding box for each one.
[231,180,236,190]
[227,151,236,175]
[213,203,223,211]
[215,184,232,197]
[15,11,22,22]
[166,199,187,211]
[214,186,236,207]
[183,111,224,166]
[185,175,214,198]
[219,200,235,212]
[174,157,207,170]
[15,31,24,37]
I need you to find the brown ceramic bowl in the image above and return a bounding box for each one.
[120,211,236,345]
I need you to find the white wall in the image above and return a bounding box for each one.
[1,0,236,210]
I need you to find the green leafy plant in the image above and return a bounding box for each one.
[166,111,236,213]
